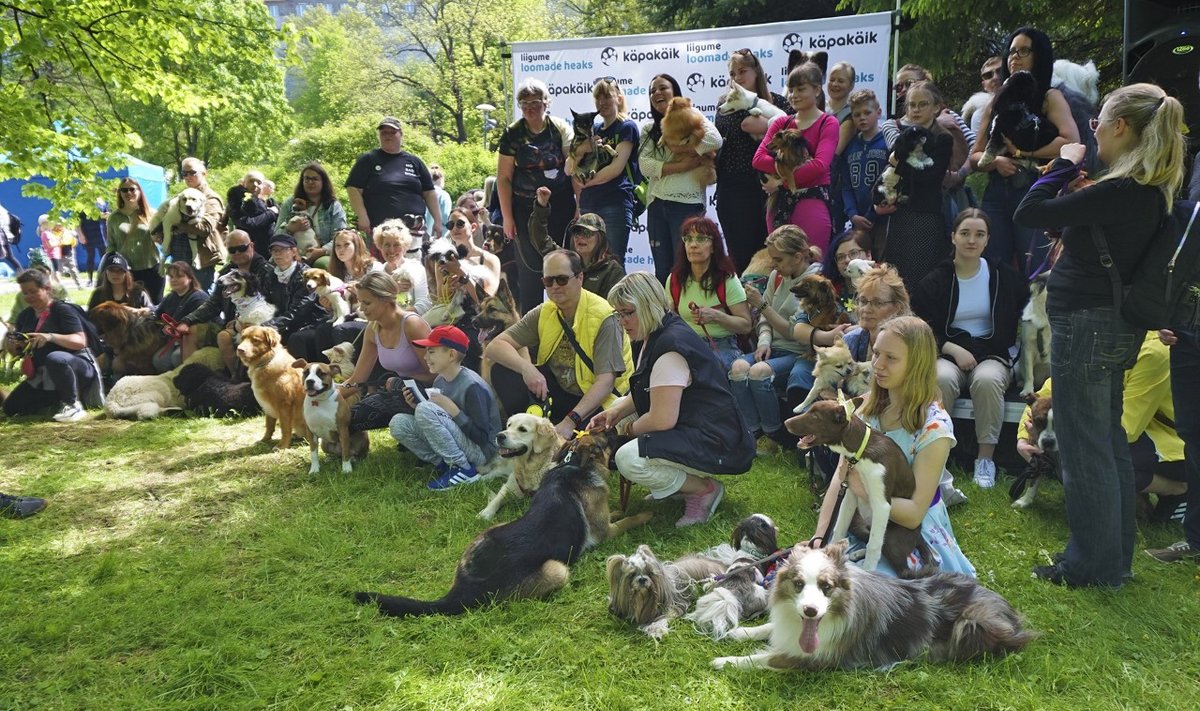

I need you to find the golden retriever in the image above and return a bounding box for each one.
[236,325,307,449]
[477,413,565,520]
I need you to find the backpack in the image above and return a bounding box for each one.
[63,301,104,356]
[1093,200,1200,330]
[668,275,753,354]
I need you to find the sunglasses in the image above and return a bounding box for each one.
[180,170,198,177]
[733,48,758,65]
[118,186,137,193]
[449,219,469,229]
[541,274,577,287]
[227,244,251,254]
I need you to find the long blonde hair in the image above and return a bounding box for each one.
[1097,82,1186,212]
[858,315,939,433]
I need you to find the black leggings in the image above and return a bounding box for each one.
[490,362,582,421]
[2,352,95,416]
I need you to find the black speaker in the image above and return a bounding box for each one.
[1124,0,1200,141]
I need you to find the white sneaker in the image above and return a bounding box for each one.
[973,458,996,489]
[52,401,86,423]
[941,485,969,507]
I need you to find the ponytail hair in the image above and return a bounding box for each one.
[1097,82,1186,212]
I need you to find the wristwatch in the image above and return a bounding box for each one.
[567,410,584,427]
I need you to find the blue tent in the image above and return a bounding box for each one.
[0,156,168,268]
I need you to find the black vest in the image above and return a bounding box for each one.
[632,313,754,475]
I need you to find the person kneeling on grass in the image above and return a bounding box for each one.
[390,325,503,491]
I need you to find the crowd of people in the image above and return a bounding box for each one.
[2,27,1197,592]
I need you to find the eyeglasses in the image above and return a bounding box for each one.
[118,186,137,194]
[449,219,469,229]
[612,308,637,321]
[856,297,895,309]
[682,233,713,245]
[541,274,577,287]
[836,248,867,265]
[980,70,996,81]
[180,170,198,177]
[907,100,934,111]
[302,175,322,182]
[519,99,546,109]
[1010,47,1034,59]
[227,244,251,254]
[1089,117,1105,133]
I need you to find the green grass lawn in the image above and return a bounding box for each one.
[1,285,1199,710]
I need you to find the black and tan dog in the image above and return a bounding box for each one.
[355,429,653,617]
[89,300,170,375]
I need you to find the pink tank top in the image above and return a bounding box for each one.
[374,314,431,379]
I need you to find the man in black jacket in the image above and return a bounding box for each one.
[176,230,267,373]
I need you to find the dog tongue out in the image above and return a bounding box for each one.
[800,617,820,654]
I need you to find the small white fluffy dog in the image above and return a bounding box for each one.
[844,258,875,291]
[149,188,206,237]
[718,82,786,121]
[105,347,224,420]
[1052,59,1100,107]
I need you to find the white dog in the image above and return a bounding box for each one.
[149,188,206,238]
[844,258,876,292]
[718,82,786,121]
[287,215,319,253]
[322,341,356,376]
[104,347,224,420]
[1052,59,1100,107]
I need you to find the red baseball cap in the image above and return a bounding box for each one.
[413,325,470,354]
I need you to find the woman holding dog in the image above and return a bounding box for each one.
[1014,83,1186,588]
[496,80,576,314]
[106,178,163,303]
[664,216,752,370]
[715,49,793,273]
[343,272,433,432]
[971,27,1079,274]
[752,62,839,254]
[571,78,639,265]
[801,315,975,577]
[639,74,723,283]
[276,162,347,267]
[912,208,1027,489]
[446,207,501,293]
[593,271,754,527]
[376,219,431,315]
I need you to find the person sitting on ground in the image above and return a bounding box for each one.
[591,271,755,527]
[328,228,382,286]
[530,186,625,299]
[87,253,151,311]
[260,233,330,349]
[150,262,212,372]
[484,249,633,440]
[340,272,434,432]
[806,315,976,577]
[390,325,503,491]
[276,162,347,267]
[3,269,103,422]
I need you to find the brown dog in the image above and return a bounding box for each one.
[790,274,849,330]
[236,325,307,449]
[88,300,170,375]
[659,97,717,184]
[477,413,565,520]
[767,128,812,193]
[786,396,935,578]
[295,360,369,473]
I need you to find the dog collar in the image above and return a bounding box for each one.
[311,386,338,407]
[848,421,871,466]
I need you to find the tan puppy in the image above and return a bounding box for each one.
[236,325,307,449]
[322,341,356,377]
[294,360,368,473]
[478,413,565,520]
[302,267,351,325]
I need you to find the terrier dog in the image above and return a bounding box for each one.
[766,128,812,193]
[1011,394,1058,509]
[786,395,935,577]
[294,360,369,473]
[790,274,848,329]
[686,514,781,640]
[793,337,872,414]
[355,430,653,617]
[1019,272,1051,397]
[711,541,1035,671]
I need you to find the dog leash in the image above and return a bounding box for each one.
[709,548,792,584]
[688,301,720,352]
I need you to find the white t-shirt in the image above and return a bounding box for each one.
[951,264,992,338]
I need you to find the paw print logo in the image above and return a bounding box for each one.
[686,73,705,92]
[600,47,617,66]
[782,33,801,50]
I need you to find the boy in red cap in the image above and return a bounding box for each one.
[390,325,502,490]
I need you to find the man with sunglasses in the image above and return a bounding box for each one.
[175,230,268,371]
[164,157,226,291]
[485,249,633,440]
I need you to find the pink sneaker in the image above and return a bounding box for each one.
[675,479,724,528]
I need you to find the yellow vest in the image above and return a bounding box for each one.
[536,289,632,408]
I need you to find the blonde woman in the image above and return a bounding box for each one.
[570,78,640,263]
[1015,82,1186,587]
[375,219,430,314]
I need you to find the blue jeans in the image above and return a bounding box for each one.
[582,200,633,267]
[1169,328,1200,550]
[1049,306,1141,586]
[730,352,798,435]
[647,199,704,283]
[981,171,1048,275]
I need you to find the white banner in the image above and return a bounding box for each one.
[510,12,894,273]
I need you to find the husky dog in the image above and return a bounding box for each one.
[1019,272,1051,396]
[712,541,1036,671]
[718,81,786,121]
[793,337,872,414]
[569,110,617,183]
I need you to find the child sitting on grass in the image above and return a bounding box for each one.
[389,325,503,491]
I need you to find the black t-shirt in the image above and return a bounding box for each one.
[15,300,86,369]
[345,149,434,226]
